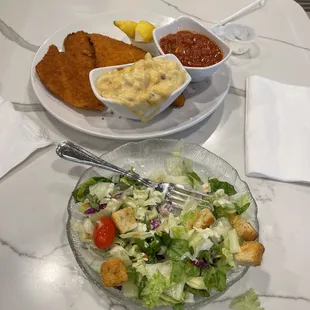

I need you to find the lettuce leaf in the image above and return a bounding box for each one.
[186,277,208,290]
[171,261,184,283]
[185,284,210,297]
[170,226,189,240]
[167,239,190,261]
[230,288,264,310]
[233,193,251,215]
[120,168,145,189]
[213,198,236,219]
[89,182,115,201]
[209,178,236,196]
[186,171,203,187]
[72,177,111,202]
[141,270,171,308]
[202,265,231,291]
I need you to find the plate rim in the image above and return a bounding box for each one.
[66,139,259,308]
[31,11,230,140]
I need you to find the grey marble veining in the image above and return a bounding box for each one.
[0,18,39,52]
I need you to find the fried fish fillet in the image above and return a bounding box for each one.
[36,32,104,111]
[63,30,95,60]
[171,93,185,107]
[89,34,147,67]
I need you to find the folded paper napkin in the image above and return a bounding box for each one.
[0,97,53,179]
[245,76,310,183]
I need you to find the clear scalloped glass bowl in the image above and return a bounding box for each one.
[67,139,259,309]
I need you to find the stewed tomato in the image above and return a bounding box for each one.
[93,216,116,249]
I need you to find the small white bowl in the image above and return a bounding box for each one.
[221,23,256,55]
[89,54,191,121]
[153,16,232,82]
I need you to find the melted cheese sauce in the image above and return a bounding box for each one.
[95,53,186,122]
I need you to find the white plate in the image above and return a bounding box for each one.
[31,11,230,140]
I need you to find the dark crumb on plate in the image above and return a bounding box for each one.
[119,116,122,119]
[102,117,105,120]
[111,111,114,115]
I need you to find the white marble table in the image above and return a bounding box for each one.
[1,0,310,309]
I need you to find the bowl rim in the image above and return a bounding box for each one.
[89,53,192,105]
[153,15,232,71]
[222,22,257,44]
[66,139,259,309]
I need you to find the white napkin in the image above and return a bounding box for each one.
[245,76,310,183]
[0,97,53,179]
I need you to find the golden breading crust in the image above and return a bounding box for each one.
[89,33,147,67]
[230,215,258,241]
[193,208,215,229]
[111,207,137,234]
[100,258,128,287]
[36,34,104,111]
[63,30,95,59]
[171,93,185,107]
[234,241,265,267]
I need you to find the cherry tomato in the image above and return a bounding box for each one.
[93,216,116,249]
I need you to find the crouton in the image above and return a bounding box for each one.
[100,257,128,287]
[111,207,137,234]
[193,208,215,229]
[230,215,258,241]
[234,241,265,267]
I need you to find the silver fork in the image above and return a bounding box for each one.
[56,141,210,209]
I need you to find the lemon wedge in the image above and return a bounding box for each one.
[114,20,138,39]
[134,21,155,42]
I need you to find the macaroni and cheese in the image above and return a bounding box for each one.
[95,53,186,122]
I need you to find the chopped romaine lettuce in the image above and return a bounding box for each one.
[202,264,231,291]
[146,208,158,220]
[72,177,111,202]
[209,178,237,196]
[185,284,210,297]
[164,280,185,301]
[183,291,195,303]
[170,226,189,240]
[132,257,148,277]
[209,218,232,243]
[230,289,264,310]
[213,198,236,218]
[141,270,171,308]
[119,168,145,189]
[186,171,203,188]
[233,193,251,215]
[78,202,91,214]
[186,277,208,290]
[83,218,94,235]
[133,189,149,200]
[171,261,184,283]
[167,239,190,261]
[123,281,138,298]
[226,229,241,254]
[120,231,154,240]
[108,245,132,266]
[89,182,115,201]
[145,261,172,279]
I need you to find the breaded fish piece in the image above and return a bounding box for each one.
[63,31,95,59]
[171,93,185,107]
[89,33,146,67]
[36,44,104,110]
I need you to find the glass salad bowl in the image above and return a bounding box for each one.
[66,139,259,309]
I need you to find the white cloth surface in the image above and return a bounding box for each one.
[0,97,52,179]
[245,75,310,183]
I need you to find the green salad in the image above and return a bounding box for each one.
[71,145,263,309]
